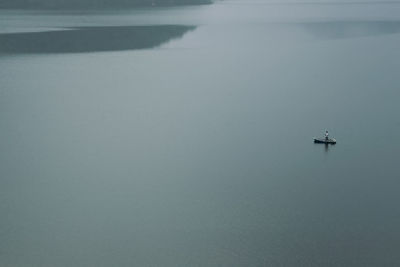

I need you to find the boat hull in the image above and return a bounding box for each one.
[314,138,336,144]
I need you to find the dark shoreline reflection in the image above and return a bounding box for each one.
[0,25,196,54]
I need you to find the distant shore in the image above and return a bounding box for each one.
[0,25,196,54]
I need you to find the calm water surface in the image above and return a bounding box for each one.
[1,1,400,266]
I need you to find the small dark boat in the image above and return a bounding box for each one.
[314,137,336,144]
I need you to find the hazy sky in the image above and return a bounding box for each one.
[0,0,212,9]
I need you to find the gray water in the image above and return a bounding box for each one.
[1,1,400,266]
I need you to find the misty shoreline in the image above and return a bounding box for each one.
[0,25,196,54]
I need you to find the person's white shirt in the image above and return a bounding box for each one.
[325,131,329,139]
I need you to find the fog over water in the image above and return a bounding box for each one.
[1,1,400,266]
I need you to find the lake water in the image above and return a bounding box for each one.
[1,1,400,266]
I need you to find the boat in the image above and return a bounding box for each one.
[314,137,336,144]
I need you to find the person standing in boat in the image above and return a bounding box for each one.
[325,130,329,140]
